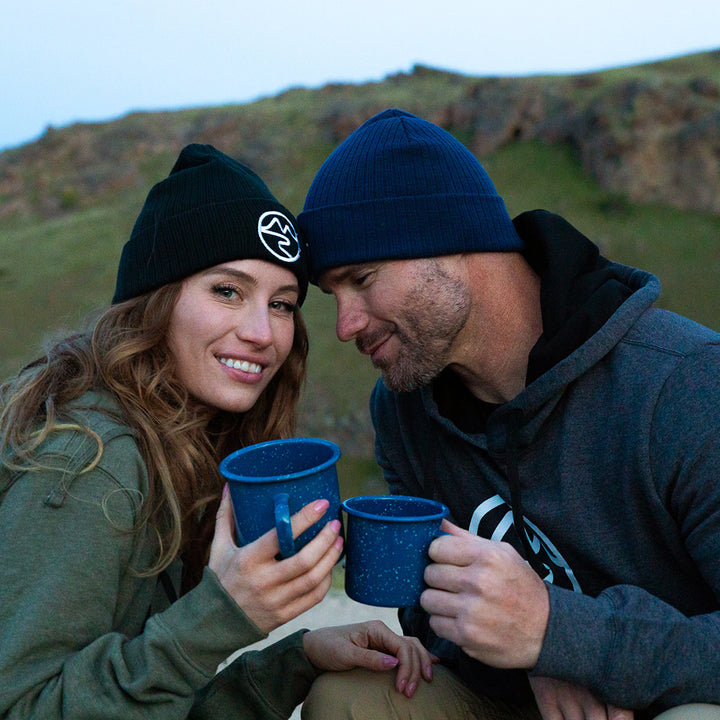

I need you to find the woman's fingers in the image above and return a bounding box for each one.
[247,498,334,562]
[264,518,344,620]
[207,484,237,570]
[363,622,435,696]
[291,498,331,539]
[208,496,342,633]
[302,621,437,698]
[284,514,344,575]
[267,572,335,628]
[250,507,343,624]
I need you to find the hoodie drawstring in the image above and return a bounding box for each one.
[506,408,545,578]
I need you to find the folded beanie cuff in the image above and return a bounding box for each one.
[114,196,305,303]
[113,144,309,305]
[299,193,524,282]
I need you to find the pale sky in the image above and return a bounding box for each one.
[1,0,718,151]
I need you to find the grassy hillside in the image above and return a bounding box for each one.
[1,55,719,497]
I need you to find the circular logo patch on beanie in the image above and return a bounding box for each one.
[257,211,301,263]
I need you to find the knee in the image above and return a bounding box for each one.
[301,668,404,720]
[653,705,720,720]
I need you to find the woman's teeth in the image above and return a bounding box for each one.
[219,357,262,374]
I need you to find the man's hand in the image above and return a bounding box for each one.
[303,620,437,698]
[530,676,634,720]
[421,519,549,669]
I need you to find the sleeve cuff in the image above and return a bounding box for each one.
[531,584,609,683]
[147,566,268,685]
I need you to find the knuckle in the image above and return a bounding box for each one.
[298,573,318,595]
[459,566,483,593]
[298,566,327,595]
[233,549,255,575]
[291,551,316,575]
[302,577,330,607]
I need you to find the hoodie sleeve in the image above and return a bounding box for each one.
[533,345,720,712]
[0,427,308,719]
[190,630,321,719]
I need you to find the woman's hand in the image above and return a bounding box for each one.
[303,621,438,698]
[208,484,343,634]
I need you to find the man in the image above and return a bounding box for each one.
[297,109,720,720]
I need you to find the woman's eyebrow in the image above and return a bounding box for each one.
[201,267,299,295]
[201,267,258,285]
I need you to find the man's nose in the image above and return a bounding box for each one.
[335,296,368,343]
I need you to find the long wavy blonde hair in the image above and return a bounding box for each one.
[0,281,308,586]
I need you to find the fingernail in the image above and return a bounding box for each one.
[328,519,341,533]
[424,664,433,680]
[381,655,398,668]
[222,483,229,498]
[334,536,344,550]
[406,681,417,697]
[314,499,329,513]
[397,678,407,693]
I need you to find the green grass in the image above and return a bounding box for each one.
[0,198,139,377]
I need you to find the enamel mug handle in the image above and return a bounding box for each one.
[274,492,295,558]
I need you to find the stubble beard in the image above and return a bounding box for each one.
[360,261,471,393]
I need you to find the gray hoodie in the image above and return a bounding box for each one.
[371,211,720,716]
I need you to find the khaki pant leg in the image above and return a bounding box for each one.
[654,706,720,720]
[301,665,541,720]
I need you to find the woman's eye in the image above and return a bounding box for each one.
[270,300,297,314]
[212,284,239,299]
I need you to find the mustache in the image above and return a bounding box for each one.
[355,323,397,355]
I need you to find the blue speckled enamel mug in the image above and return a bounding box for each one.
[342,494,449,607]
[219,438,341,558]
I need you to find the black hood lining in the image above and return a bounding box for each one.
[516,209,634,384]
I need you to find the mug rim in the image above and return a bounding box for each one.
[219,437,341,483]
[342,494,449,523]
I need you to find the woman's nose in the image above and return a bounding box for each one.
[236,306,273,346]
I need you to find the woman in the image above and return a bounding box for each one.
[0,144,433,719]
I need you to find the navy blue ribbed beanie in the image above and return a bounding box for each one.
[298,109,523,282]
[113,144,308,304]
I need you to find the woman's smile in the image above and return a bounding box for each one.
[167,259,298,413]
[218,356,264,375]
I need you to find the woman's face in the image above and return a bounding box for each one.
[167,259,298,413]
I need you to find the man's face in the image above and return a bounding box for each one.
[319,257,470,392]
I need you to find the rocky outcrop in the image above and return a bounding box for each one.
[1,50,718,220]
[430,63,720,213]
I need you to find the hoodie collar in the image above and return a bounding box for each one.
[432,209,655,433]
[516,210,635,383]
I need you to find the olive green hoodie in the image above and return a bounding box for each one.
[0,392,319,719]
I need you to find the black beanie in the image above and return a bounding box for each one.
[298,109,523,282]
[113,144,309,304]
